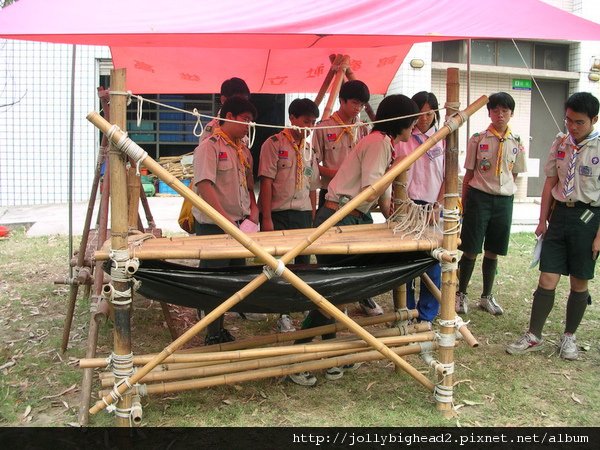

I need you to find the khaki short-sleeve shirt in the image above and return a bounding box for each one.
[464,128,527,196]
[326,132,393,214]
[545,131,600,206]
[193,135,252,224]
[312,116,369,189]
[258,132,320,212]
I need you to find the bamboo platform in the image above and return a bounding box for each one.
[95,223,444,261]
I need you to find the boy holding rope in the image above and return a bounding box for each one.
[507,92,599,360]
[455,92,526,316]
[258,98,321,332]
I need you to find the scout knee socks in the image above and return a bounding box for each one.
[565,290,590,335]
[528,287,555,338]
[458,256,476,294]
[481,256,498,297]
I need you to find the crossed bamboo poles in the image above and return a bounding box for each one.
[86,94,487,415]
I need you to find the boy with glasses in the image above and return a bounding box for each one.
[507,92,599,360]
[455,92,527,316]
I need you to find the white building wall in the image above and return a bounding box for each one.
[0,40,110,206]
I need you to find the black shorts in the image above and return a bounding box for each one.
[459,187,514,256]
[540,202,600,279]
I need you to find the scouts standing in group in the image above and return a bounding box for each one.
[258,98,321,333]
[455,92,527,316]
[394,91,445,325]
[193,96,260,345]
[288,94,419,386]
[312,79,384,316]
[507,92,599,360]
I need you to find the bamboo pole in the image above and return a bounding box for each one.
[87,95,486,415]
[315,54,344,107]
[322,55,348,120]
[100,342,438,398]
[100,333,435,386]
[80,311,413,368]
[436,67,464,415]
[107,68,132,426]
[342,55,376,122]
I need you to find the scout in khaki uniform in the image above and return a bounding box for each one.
[193,96,260,345]
[289,94,419,387]
[200,77,250,143]
[507,92,600,360]
[312,79,383,317]
[456,92,527,316]
[394,91,445,326]
[258,98,320,333]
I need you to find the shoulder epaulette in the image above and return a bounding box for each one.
[209,136,218,143]
[270,135,279,142]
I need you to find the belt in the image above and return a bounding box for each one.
[324,200,363,217]
[556,200,596,208]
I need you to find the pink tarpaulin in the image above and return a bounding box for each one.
[1,0,600,93]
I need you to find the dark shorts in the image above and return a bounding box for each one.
[195,222,245,268]
[540,202,600,279]
[272,210,313,265]
[459,187,514,256]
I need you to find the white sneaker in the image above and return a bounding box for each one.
[559,334,579,360]
[455,292,468,314]
[478,294,504,315]
[277,314,296,333]
[506,331,544,355]
[359,298,384,316]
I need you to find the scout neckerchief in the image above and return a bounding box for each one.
[331,112,357,144]
[213,128,250,189]
[487,124,511,177]
[282,128,305,190]
[562,130,600,198]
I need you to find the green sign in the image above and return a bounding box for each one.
[512,79,532,90]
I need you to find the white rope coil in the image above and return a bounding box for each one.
[263,260,286,280]
[436,330,456,348]
[434,383,454,403]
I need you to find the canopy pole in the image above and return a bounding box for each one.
[86,95,486,415]
[322,55,349,120]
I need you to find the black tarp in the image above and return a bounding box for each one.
[133,252,435,313]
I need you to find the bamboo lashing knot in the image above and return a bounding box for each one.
[420,350,447,376]
[263,260,286,280]
[109,89,132,105]
[441,253,458,273]
[433,383,453,403]
[444,101,461,110]
[110,352,135,378]
[435,329,456,348]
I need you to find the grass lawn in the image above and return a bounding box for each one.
[0,229,599,427]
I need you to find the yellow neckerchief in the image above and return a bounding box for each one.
[282,128,305,190]
[213,128,250,188]
[331,111,357,144]
[487,124,511,177]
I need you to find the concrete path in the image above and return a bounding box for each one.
[0,196,540,237]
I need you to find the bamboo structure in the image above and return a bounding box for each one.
[85,81,486,419]
[436,68,461,415]
[322,55,349,120]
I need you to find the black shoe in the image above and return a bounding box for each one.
[204,328,236,346]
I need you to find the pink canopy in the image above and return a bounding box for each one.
[1,0,600,93]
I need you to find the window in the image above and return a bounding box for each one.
[433,39,569,72]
